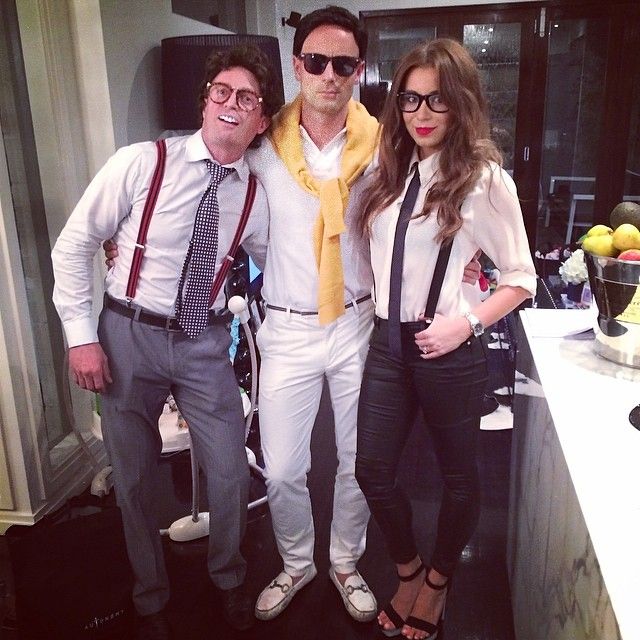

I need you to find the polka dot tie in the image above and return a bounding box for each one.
[176,160,232,338]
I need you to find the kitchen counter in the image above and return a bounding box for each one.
[508,308,640,640]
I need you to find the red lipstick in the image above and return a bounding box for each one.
[415,127,435,136]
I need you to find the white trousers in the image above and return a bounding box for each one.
[257,299,374,576]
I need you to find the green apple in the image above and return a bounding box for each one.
[583,233,619,257]
[612,223,640,251]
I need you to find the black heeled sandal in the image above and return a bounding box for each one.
[403,568,450,640]
[379,561,426,638]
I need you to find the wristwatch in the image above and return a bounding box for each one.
[464,311,485,338]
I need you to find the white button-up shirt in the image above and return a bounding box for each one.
[300,124,346,180]
[370,151,536,321]
[246,126,374,314]
[52,130,269,347]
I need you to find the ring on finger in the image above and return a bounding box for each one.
[421,346,428,354]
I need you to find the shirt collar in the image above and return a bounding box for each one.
[299,124,347,153]
[414,148,441,186]
[185,129,250,181]
[395,149,440,205]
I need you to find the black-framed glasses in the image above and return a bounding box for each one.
[397,91,449,114]
[297,53,361,77]
[206,82,263,112]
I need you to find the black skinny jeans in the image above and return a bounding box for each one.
[355,317,487,578]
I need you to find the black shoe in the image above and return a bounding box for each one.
[135,611,172,640]
[220,584,255,631]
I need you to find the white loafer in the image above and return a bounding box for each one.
[254,564,317,620]
[329,568,377,622]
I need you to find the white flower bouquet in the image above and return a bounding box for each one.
[559,248,588,285]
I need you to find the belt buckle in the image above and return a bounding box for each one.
[165,316,178,331]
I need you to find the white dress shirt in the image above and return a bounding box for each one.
[370,151,537,322]
[246,128,374,313]
[52,130,269,348]
[299,124,346,180]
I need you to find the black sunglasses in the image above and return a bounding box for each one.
[397,91,449,114]
[297,53,361,78]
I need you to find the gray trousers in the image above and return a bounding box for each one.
[98,307,249,615]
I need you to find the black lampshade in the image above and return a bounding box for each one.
[161,34,284,130]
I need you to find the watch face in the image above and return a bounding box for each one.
[466,312,484,337]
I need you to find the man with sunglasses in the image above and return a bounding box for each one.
[51,45,282,639]
[250,6,482,624]
[248,6,379,623]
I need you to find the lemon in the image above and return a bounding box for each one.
[586,224,613,237]
[612,223,640,251]
[583,234,618,257]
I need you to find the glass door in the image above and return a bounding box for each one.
[462,22,522,175]
[361,12,444,117]
[624,70,640,201]
[534,3,640,305]
[361,1,640,284]
[536,14,608,250]
[362,6,539,250]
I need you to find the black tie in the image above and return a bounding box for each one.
[387,164,421,358]
[176,160,232,338]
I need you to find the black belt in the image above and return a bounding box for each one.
[266,294,372,316]
[373,315,475,344]
[373,316,428,332]
[104,295,229,331]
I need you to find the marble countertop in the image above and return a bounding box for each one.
[519,308,640,640]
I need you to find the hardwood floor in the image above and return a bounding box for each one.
[1,381,516,640]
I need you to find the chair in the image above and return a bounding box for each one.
[543,183,571,228]
[540,175,595,244]
[565,194,594,244]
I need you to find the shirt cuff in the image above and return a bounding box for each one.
[63,316,99,349]
[497,271,538,298]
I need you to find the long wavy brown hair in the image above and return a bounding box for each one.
[358,38,502,243]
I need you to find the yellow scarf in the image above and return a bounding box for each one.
[269,96,379,324]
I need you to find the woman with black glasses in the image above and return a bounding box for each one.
[354,38,536,640]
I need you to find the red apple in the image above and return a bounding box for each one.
[617,249,640,261]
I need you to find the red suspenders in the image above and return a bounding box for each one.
[125,139,167,301]
[124,138,258,308]
[208,173,257,306]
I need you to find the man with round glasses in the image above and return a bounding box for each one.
[206,80,264,112]
[51,45,282,639]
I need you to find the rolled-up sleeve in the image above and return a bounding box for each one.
[470,165,537,297]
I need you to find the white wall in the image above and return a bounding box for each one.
[98,0,230,147]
